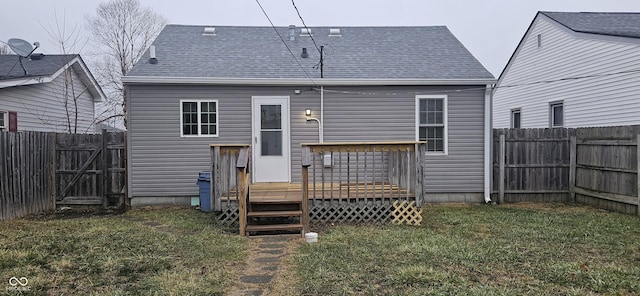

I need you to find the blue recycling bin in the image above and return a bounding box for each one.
[196,171,212,212]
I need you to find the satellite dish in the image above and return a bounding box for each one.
[8,38,34,57]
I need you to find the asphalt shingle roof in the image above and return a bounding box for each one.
[127,25,494,80]
[0,54,77,80]
[542,11,640,39]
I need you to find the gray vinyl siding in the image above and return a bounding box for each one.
[0,70,96,133]
[493,16,640,128]
[127,85,486,198]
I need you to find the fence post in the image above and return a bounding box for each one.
[499,134,505,204]
[102,129,109,209]
[49,133,57,209]
[569,136,577,203]
[637,133,639,217]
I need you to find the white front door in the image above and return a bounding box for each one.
[252,96,290,182]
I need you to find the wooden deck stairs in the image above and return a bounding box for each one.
[244,184,305,236]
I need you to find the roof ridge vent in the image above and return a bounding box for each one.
[300,28,312,36]
[203,27,216,36]
[328,28,341,37]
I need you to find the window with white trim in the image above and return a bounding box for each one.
[180,100,218,137]
[511,108,521,128]
[0,112,6,131]
[550,101,563,127]
[416,95,447,153]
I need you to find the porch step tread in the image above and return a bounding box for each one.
[246,223,304,232]
[250,199,302,205]
[247,210,302,217]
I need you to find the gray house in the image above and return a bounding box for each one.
[493,12,640,128]
[0,54,104,133]
[123,25,495,206]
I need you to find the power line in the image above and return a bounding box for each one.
[314,67,640,96]
[291,0,321,54]
[255,0,317,86]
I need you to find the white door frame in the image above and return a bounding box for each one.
[251,96,291,183]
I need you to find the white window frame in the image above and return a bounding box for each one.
[511,108,521,128]
[0,111,7,131]
[179,99,219,137]
[415,95,448,155]
[549,101,564,128]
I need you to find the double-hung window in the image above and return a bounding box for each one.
[180,100,218,137]
[511,108,521,128]
[549,101,563,127]
[416,95,447,153]
[0,112,6,131]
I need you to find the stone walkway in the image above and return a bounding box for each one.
[227,235,300,296]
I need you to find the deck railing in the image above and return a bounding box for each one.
[210,144,250,212]
[301,142,426,225]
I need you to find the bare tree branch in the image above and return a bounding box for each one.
[86,0,167,129]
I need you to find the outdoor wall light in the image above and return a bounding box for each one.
[305,109,312,116]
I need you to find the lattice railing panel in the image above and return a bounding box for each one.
[392,200,422,225]
[216,205,239,227]
[310,203,393,225]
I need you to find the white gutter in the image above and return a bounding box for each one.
[121,76,497,86]
[484,84,493,204]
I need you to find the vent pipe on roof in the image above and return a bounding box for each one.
[289,25,296,41]
[149,45,157,64]
[301,47,308,58]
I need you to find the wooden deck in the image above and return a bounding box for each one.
[224,182,415,202]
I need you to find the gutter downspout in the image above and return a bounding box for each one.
[320,85,324,143]
[484,84,493,204]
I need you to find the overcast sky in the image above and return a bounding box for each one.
[2,0,640,76]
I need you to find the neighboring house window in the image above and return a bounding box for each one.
[537,34,542,48]
[511,108,521,128]
[0,112,5,131]
[180,100,218,137]
[416,95,447,153]
[550,101,564,127]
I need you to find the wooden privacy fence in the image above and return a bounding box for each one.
[493,126,640,215]
[1,130,126,221]
[0,131,55,221]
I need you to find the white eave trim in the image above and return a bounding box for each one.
[121,76,497,86]
[0,56,106,102]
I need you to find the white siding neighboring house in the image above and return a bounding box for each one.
[0,54,105,133]
[493,12,640,128]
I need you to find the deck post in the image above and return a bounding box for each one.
[236,147,250,236]
[301,146,311,234]
[415,143,426,206]
[211,146,221,212]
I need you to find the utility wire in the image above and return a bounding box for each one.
[255,0,317,86]
[291,0,321,54]
[314,67,640,96]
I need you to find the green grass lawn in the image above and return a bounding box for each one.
[293,203,640,295]
[0,207,247,295]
